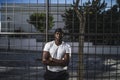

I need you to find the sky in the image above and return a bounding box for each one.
[0,0,73,3]
[0,0,116,4]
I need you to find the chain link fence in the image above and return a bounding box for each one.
[0,0,120,80]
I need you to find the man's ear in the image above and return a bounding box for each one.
[54,34,56,38]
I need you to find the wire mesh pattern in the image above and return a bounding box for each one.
[0,0,120,80]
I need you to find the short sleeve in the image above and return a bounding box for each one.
[66,44,71,54]
[65,44,71,58]
[43,42,50,51]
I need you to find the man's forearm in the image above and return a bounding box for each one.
[42,58,68,66]
[49,58,68,66]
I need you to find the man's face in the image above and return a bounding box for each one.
[54,32,63,40]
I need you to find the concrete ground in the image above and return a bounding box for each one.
[0,49,120,80]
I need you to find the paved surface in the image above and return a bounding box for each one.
[0,50,120,80]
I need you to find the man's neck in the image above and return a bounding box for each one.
[55,39,62,46]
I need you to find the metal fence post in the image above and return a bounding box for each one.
[46,0,49,42]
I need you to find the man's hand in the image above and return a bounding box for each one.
[49,57,53,61]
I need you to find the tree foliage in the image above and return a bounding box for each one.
[62,0,120,44]
[27,13,54,32]
[62,0,107,41]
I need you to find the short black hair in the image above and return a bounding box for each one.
[54,28,64,34]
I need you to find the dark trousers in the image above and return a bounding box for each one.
[44,70,69,80]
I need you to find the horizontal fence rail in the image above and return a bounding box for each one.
[0,0,120,80]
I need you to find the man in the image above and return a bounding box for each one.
[42,28,71,80]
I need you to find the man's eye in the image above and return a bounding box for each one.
[57,33,59,35]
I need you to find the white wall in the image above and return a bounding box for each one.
[0,38,120,54]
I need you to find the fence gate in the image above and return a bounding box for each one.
[0,0,120,80]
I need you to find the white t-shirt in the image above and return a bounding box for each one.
[43,41,71,72]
